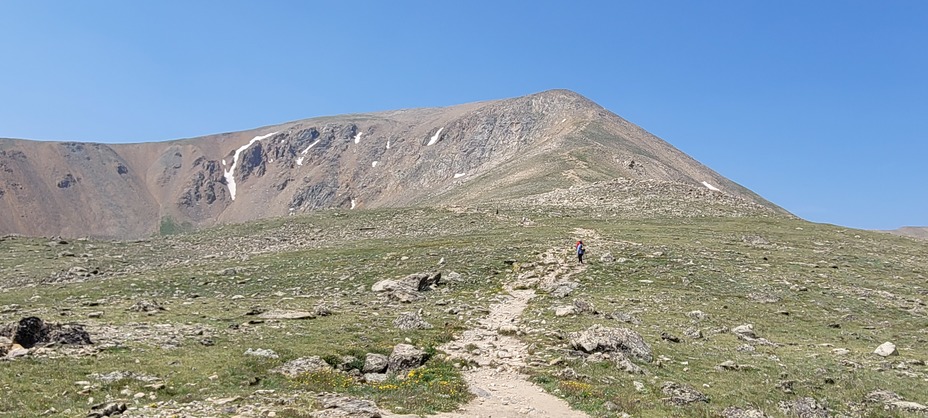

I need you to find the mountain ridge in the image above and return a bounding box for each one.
[0,89,787,238]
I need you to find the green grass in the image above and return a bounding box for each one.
[1,208,926,416]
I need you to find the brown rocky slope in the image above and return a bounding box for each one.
[0,90,787,238]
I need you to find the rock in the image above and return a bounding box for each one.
[687,310,708,321]
[866,390,928,412]
[258,310,316,320]
[363,373,388,384]
[7,344,29,358]
[608,311,641,325]
[684,327,703,339]
[311,395,382,418]
[831,348,850,356]
[600,252,615,263]
[393,312,432,330]
[568,324,653,362]
[371,279,399,293]
[363,353,389,373]
[12,317,47,348]
[615,354,646,375]
[127,300,165,313]
[777,397,829,417]
[660,332,681,343]
[717,360,739,371]
[313,305,333,317]
[499,325,519,335]
[573,299,596,314]
[731,324,756,339]
[398,272,441,291]
[7,317,92,348]
[661,381,708,405]
[722,406,770,418]
[554,306,578,317]
[873,342,897,357]
[274,356,332,377]
[731,324,776,346]
[86,402,127,417]
[244,348,279,358]
[387,344,426,374]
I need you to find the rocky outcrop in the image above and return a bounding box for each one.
[568,324,653,363]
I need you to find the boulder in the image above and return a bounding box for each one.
[731,324,756,339]
[397,272,441,291]
[258,310,316,320]
[274,356,332,377]
[311,395,382,418]
[777,397,829,418]
[13,317,47,348]
[555,306,578,317]
[661,381,708,405]
[393,312,432,330]
[363,353,389,373]
[873,342,897,357]
[7,317,92,348]
[568,325,653,362]
[387,344,426,374]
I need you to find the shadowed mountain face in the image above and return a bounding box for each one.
[0,90,787,238]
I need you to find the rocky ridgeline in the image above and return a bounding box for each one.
[509,178,781,219]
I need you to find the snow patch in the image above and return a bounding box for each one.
[427,127,444,146]
[222,159,227,166]
[354,131,364,144]
[453,172,466,179]
[372,161,379,168]
[702,181,721,192]
[386,140,391,150]
[350,199,356,210]
[224,131,278,201]
[561,118,567,123]
[296,139,322,166]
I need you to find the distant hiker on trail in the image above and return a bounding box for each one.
[576,240,586,264]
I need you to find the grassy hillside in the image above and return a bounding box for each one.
[1,207,925,417]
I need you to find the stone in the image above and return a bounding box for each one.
[7,344,29,358]
[777,397,829,418]
[661,381,708,405]
[312,395,382,418]
[13,317,47,348]
[731,324,756,339]
[86,402,127,418]
[274,356,332,377]
[722,406,771,418]
[363,353,389,373]
[568,324,653,362]
[244,348,279,358]
[392,312,432,330]
[687,310,708,321]
[599,252,615,263]
[258,310,316,320]
[127,300,165,313]
[363,373,389,384]
[554,306,577,317]
[873,342,897,357]
[387,344,426,374]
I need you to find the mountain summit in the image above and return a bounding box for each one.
[0,90,786,238]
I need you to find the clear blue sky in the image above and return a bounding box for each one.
[1,1,925,230]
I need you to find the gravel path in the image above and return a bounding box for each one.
[431,251,589,418]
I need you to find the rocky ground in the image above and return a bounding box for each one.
[1,206,926,417]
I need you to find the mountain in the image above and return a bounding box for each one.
[887,226,928,240]
[0,89,787,238]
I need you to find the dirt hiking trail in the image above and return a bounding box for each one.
[430,247,590,418]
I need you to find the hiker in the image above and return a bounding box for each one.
[576,240,586,264]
